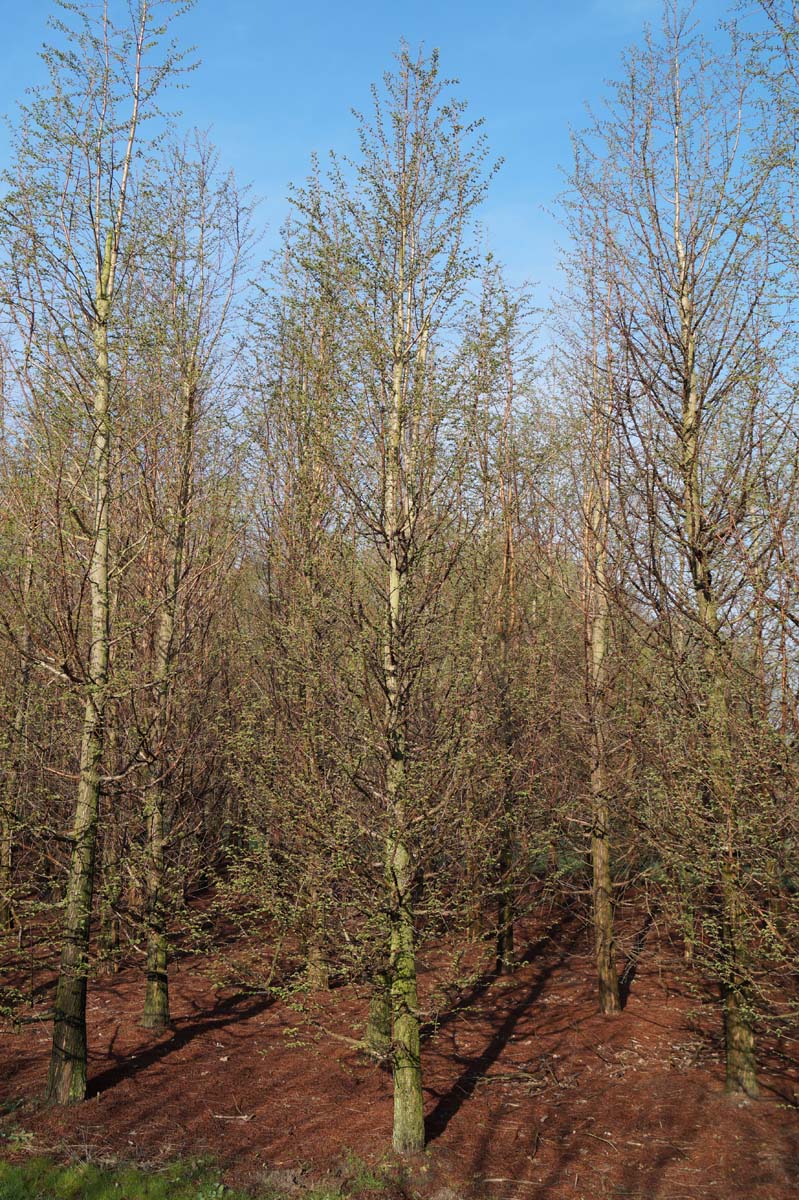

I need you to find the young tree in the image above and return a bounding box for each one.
[571,237,625,1014]
[555,201,631,1016]
[459,260,541,972]
[568,1,782,1092]
[272,48,494,1152]
[0,0,194,1103]
[131,136,249,1031]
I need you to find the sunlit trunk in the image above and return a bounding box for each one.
[47,265,112,1104]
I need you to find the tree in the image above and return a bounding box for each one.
[255,47,494,1152]
[568,0,783,1092]
[458,259,542,972]
[130,136,250,1030]
[0,0,194,1103]
[566,228,625,1014]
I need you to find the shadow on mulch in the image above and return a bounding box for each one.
[425,913,585,1141]
[87,989,275,1098]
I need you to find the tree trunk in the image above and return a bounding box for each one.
[0,715,22,932]
[584,340,620,1015]
[305,875,330,991]
[721,864,758,1096]
[589,580,620,1012]
[142,794,170,1029]
[47,719,104,1103]
[142,371,196,1030]
[494,655,516,977]
[495,370,518,978]
[366,965,392,1055]
[384,301,424,1154]
[47,279,112,1104]
[591,793,620,1013]
[495,835,515,975]
[387,831,424,1153]
[0,804,12,932]
[0,544,33,931]
[99,842,122,975]
[588,608,620,1013]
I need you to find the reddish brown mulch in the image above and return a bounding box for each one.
[2,909,798,1199]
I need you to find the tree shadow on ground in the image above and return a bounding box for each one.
[420,906,578,1047]
[424,916,584,1142]
[87,989,275,1098]
[619,909,655,1009]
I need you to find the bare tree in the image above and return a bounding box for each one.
[0,0,194,1103]
[569,1,783,1092]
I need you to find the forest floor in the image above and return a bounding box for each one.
[1,903,798,1200]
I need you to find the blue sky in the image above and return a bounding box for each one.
[0,0,735,296]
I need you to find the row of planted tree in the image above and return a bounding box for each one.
[1,0,799,1156]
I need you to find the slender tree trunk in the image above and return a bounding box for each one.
[98,722,122,974]
[591,790,620,1012]
[387,828,424,1152]
[0,797,13,931]
[142,372,196,1030]
[466,554,491,943]
[495,354,518,976]
[705,668,758,1096]
[142,792,170,1029]
[495,645,516,976]
[99,857,122,974]
[305,873,330,990]
[366,963,392,1054]
[584,317,621,1014]
[588,598,620,1013]
[47,276,112,1105]
[495,837,515,975]
[721,861,758,1095]
[679,866,696,964]
[0,545,32,931]
[43,0,149,1097]
[384,304,424,1154]
[306,939,329,990]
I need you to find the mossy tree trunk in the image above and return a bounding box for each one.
[366,962,392,1055]
[384,311,425,1154]
[140,142,247,1027]
[47,261,113,1104]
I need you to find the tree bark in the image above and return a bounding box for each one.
[366,964,392,1055]
[387,830,424,1153]
[47,274,112,1104]
[384,271,424,1154]
[584,301,621,1015]
[142,372,196,1030]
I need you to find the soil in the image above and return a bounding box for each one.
[1,904,798,1199]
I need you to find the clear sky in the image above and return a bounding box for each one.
[0,0,736,297]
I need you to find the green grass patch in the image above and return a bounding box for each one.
[341,1152,397,1195]
[0,1156,371,1200]
[0,1157,251,1200]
